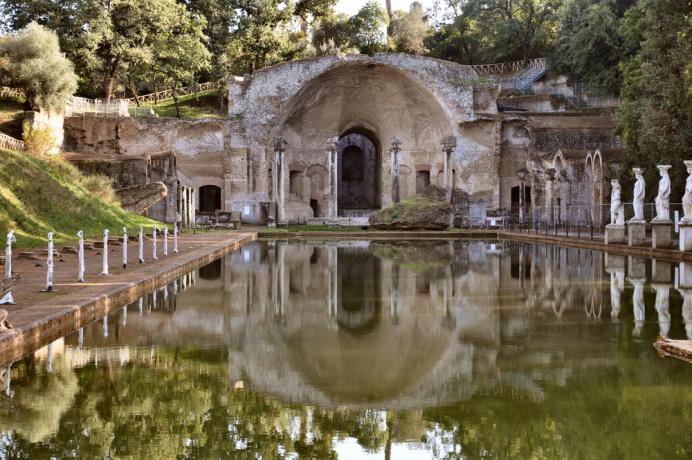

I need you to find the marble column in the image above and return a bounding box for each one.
[327,137,338,220]
[273,137,287,225]
[442,136,456,203]
[545,168,556,226]
[390,137,401,204]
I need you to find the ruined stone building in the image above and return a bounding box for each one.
[63,53,622,225]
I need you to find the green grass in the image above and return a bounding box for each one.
[0,97,26,139]
[0,148,160,247]
[129,91,226,119]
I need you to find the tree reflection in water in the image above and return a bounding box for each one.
[0,240,691,459]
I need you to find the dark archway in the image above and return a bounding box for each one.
[199,185,221,213]
[338,129,380,215]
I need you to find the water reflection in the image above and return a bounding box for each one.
[0,240,691,459]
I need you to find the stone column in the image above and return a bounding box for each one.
[442,136,456,203]
[224,170,233,212]
[273,137,287,225]
[605,254,625,319]
[545,168,556,226]
[390,137,401,204]
[327,137,338,220]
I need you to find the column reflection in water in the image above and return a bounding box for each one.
[605,255,626,319]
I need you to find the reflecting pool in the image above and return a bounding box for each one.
[1,240,691,459]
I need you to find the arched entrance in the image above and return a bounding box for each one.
[338,129,380,216]
[199,185,221,213]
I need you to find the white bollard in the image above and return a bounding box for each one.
[138,226,144,264]
[173,224,179,254]
[122,227,128,269]
[45,232,55,291]
[163,226,168,257]
[101,229,109,275]
[152,225,159,261]
[0,231,16,305]
[77,230,85,282]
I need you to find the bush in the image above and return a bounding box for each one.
[22,122,55,155]
[80,174,119,205]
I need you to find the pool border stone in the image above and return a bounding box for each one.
[0,232,256,366]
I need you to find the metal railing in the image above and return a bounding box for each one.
[128,81,221,105]
[0,131,25,151]
[506,203,684,240]
[471,58,547,75]
[66,97,130,117]
[0,86,24,99]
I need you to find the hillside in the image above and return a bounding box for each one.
[0,148,159,247]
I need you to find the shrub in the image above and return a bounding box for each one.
[22,122,55,155]
[80,174,119,205]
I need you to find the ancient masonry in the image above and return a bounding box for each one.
[63,53,622,225]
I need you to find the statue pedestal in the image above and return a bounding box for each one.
[605,224,625,244]
[651,220,672,249]
[679,222,692,251]
[627,221,646,246]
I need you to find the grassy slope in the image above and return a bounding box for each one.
[130,91,226,119]
[0,148,159,247]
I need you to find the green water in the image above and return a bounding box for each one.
[0,240,690,459]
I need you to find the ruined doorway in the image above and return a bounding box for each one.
[416,170,430,194]
[338,130,380,215]
[199,185,222,213]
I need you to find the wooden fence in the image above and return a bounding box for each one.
[0,86,24,99]
[471,58,547,75]
[129,81,222,105]
[0,132,25,151]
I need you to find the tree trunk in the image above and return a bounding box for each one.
[386,0,393,37]
[104,74,115,101]
[172,82,181,118]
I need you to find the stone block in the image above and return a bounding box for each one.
[652,259,672,284]
[628,222,646,246]
[605,254,626,272]
[651,221,672,249]
[628,256,646,280]
[605,224,625,244]
[679,223,692,251]
[680,262,692,289]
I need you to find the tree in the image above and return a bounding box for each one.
[552,0,625,94]
[391,2,431,55]
[616,0,692,202]
[0,22,78,112]
[348,0,389,55]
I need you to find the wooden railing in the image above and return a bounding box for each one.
[0,131,25,151]
[129,81,222,105]
[0,86,25,99]
[471,58,547,75]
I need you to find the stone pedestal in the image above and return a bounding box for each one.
[652,259,672,284]
[605,253,626,271]
[629,256,646,280]
[605,224,625,244]
[679,222,692,251]
[627,221,646,246]
[651,220,672,249]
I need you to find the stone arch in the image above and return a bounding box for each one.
[199,184,222,213]
[592,150,604,226]
[269,61,456,218]
[584,154,594,225]
[553,150,567,223]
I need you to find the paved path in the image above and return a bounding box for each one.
[0,231,255,364]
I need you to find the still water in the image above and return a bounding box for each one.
[0,239,690,459]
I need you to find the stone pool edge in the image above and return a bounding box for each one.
[0,232,257,366]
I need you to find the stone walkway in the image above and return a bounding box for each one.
[0,231,255,363]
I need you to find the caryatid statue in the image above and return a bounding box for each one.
[629,168,646,223]
[653,165,671,221]
[682,161,692,222]
[610,179,624,225]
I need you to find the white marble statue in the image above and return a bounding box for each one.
[138,226,144,264]
[682,161,692,222]
[122,227,128,269]
[630,168,646,223]
[631,278,646,337]
[101,229,109,275]
[609,179,625,225]
[163,226,168,257]
[152,225,159,261]
[610,271,624,319]
[654,165,671,221]
[683,292,692,340]
[1,231,16,305]
[654,285,671,337]
[46,232,54,291]
[77,230,85,282]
